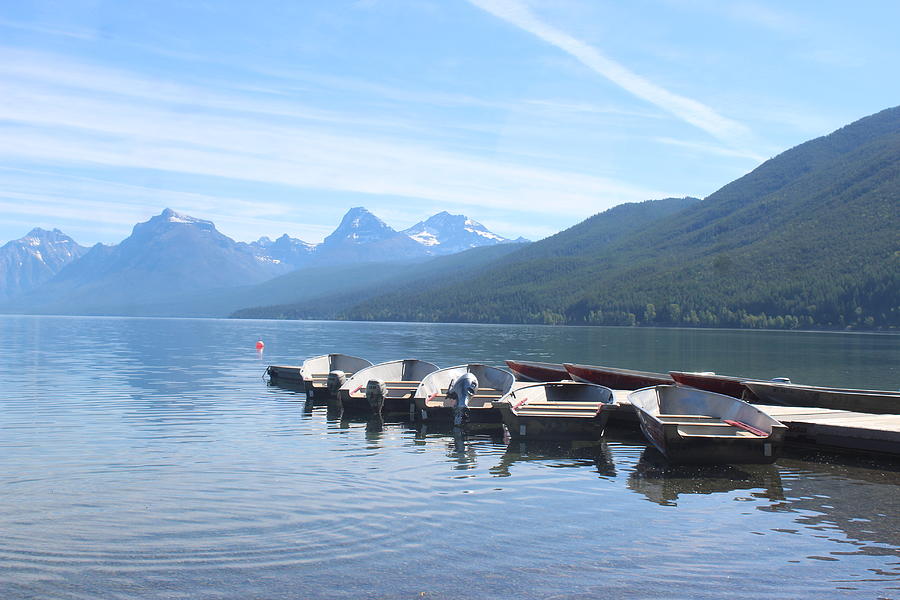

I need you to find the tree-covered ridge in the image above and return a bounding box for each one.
[231,242,528,320]
[333,106,900,330]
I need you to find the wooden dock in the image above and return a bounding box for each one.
[751,405,900,455]
[606,390,900,457]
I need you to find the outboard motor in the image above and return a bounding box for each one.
[366,379,388,413]
[446,373,479,426]
[327,370,346,396]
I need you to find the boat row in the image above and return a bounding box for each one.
[266,354,801,464]
[507,359,900,415]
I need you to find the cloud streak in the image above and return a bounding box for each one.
[467,0,753,146]
[0,48,670,243]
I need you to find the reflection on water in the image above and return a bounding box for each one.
[1,315,899,599]
[628,446,785,506]
[772,452,900,555]
[491,439,617,479]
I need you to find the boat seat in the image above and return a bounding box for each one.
[522,401,605,407]
[678,428,760,438]
[665,421,732,427]
[518,405,600,412]
[348,389,416,397]
[515,410,600,417]
[426,395,499,407]
[656,414,716,419]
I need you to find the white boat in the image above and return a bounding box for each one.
[337,359,440,413]
[742,381,900,415]
[298,353,373,399]
[628,385,786,464]
[413,364,515,424]
[495,381,616,439]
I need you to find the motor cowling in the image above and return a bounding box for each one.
[366,379,388,412]
[449,373,478,426]
[327,370,347,396]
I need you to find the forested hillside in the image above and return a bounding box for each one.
[333,107,900,330]
[231,242,528,319]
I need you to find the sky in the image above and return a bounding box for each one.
[1,0,899,246]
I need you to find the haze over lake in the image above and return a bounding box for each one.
[2,315,898,599]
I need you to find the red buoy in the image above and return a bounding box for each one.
[255,339,265,350]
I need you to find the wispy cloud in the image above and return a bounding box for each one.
[0,17,97,41]
[726,2,801,34]
[467,0,753,147]
[660,0,802,34]
[0,167,334,244]
[654,137,767,162]
[0,48,668,243]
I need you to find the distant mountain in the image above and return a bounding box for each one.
[332,106,900,330]
[247,234,316,269]
[0,228,87,302]
[9,209,289,314]
[402,211,523,255]
[314,207,429,264]
[0,206,530,316]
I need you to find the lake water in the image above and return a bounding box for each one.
[1,315,898,599]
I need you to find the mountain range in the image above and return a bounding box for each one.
[0,207,523,315]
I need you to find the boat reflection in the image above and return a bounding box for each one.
[446,427,480,470]
[266,378,317,415]
[490,439,616,478]
[364,414,384,435]
[627,446,785,506]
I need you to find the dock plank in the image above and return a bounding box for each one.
[752,403,900,455]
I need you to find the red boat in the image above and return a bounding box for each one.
[669,371,791,399]
[564,363,673,390]
[505,360,568,382]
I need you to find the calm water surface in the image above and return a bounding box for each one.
[1,315,898,599]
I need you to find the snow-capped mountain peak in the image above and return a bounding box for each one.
[324,207,396,245]
[402,211,521,255]
[0,227,87,301]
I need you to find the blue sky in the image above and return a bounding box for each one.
[1,0,898,246]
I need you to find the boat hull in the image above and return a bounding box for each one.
[298,354,373,400]
[636,416,780,464]
[742,381,900,415]
[669,371,749,398]
[564,363,673,390]
[417,403,503,424]
[630,385,786,465]
[496,381,616,440]
[342,393,416,414]
[413,364,515,425]
[265,365,303,383]
[337,359,439,414]
[505,360,568,382]
[502,411,610,440]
